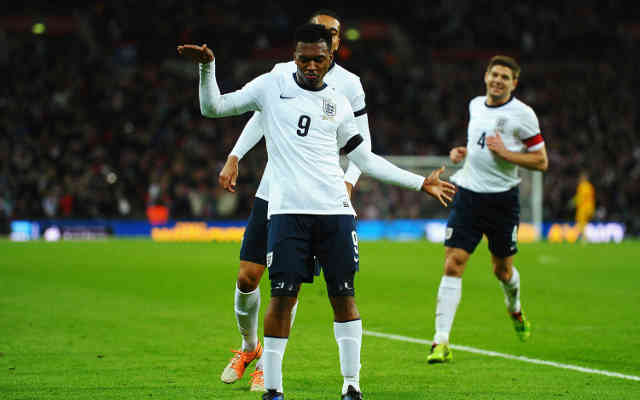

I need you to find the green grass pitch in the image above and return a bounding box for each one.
[1,239,639,399]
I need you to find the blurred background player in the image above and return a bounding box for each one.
[427,55,548,363]
[179,22,454,400]
[214,10,373,392]
[572,170,595,242]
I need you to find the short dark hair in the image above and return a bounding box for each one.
[308,9,342,23]
[487,55,521,80]
[294,23,332,49]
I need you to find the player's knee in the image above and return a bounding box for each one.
[444,253,466,276]
[237,263,265,292]
[492,261,510,281]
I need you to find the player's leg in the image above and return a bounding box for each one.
[575,206,593,242]
[222,197,268,384]
[262,295,297,398]
[428,247,469,363]
[429,188,481,363]
[318,215,363,399]
[486,187,530,341]
[262,214,314,398]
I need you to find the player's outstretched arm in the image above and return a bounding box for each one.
[176,44,214,64]
[346,141,456,206]
[421,166,457,207]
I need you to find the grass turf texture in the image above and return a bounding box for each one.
[1,239,639,399]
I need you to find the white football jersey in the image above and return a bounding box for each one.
[252,61,366,200]
[450,96,544,193]
[217,66,362,217]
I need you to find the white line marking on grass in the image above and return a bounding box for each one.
[364,330,640,382]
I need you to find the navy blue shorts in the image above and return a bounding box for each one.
[444,186,520,258]
[239,197,269,265]
[266,214,359,297]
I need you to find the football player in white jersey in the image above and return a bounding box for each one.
[427,55,548,364]
[178,23,455,400]
[212,11,371,393]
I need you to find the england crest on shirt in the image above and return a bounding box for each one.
[323,98,336,117]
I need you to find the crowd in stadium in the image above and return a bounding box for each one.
[1,1,638,235]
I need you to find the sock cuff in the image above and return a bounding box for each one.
[441,275,462,289]
[264,336,288,356]
[334,319,363,339]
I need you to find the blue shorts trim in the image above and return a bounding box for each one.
[444,186,520,258]
[239,197,268,265]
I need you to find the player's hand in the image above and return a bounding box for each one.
[218,155,239,193]
[177,44,214,64]
[345,181,354,198]
[449,147,467,163]
[421,166,457,207]
[486,132,507,157]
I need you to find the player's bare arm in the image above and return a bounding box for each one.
[487,132,548,171]
[421,166,457,207]
[449,147,467,163]
[219,155,239,193]
[177,43,214,63]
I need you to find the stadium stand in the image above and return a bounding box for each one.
[1,1,638,235]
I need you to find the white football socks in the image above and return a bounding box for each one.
[334,319,362,394]
[234,284,260,352]
[264,336,288,393]
[433,276,462,345]
[501,266,521,313]
[255,300,298,371]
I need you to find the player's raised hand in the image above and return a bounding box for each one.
[449,146,467,163]
[421,166,457,207]
[177,44,214,64]
[218,155,239,193]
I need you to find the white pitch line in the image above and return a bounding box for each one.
[364,330,640,382]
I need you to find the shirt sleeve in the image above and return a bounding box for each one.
[199,61,265,118]
[343,113,371,185]
[346,143,425,191]
[519,107,544,151]
[336,102,360,149]
[230,112,264,160]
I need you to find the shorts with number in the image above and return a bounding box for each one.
[444,186,520,258]
[239,197,269,265]
[266,214,359,297]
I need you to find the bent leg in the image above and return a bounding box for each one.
[234,260,266,352]
[492,254,521,313]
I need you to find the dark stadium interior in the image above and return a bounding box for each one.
[1,1,639,235]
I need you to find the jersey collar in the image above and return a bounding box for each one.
[484,95,515,108]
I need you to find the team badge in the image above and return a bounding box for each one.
[495,117,508,133]
[323,98,336,117]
